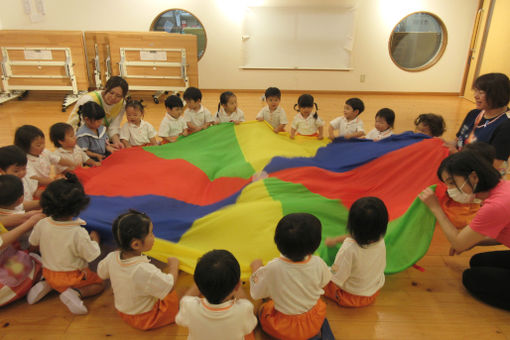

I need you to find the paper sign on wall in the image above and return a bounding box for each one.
[24,50,53,60]
[140,51,167,61]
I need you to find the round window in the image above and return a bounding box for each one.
[151,9,207,60]
[389,12,447,71]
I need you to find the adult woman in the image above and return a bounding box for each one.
[419,151,510,310]
[67,76,129,149]
[454,73,510,174]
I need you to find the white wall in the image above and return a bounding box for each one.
[0,0,478,92]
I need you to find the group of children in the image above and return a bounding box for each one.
[0,86,450,339]
[0,162,389,339]
[69,85,448,164]
[156,86,446,144]
[3,86,448,180]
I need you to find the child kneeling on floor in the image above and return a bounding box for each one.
[27,173,104,314]
[324,197,387,307]
[98,210,180,330]
[250,213,332,340]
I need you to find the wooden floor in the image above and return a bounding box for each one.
[1,90,509,340]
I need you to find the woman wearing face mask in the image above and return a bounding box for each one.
[419,150,510,310]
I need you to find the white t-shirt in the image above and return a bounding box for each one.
[175,296,257,340]
[53,146,90,174]
[250,255,331,315]
[120,120,157,146]
[291,113,325,136]
[215,107,245,123]
[158,113,188,138]
[330,116,365,137]
[365,128,393,141]
[28,217,100,271]
[256,106,288,129]
[27,149,60,179]
[97,251,175,315]
[22,168,38,201]
[330,237,386,296]
[183,105,213,128]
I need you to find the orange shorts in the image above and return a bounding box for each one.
[42,267,103,293]
[244,331,255,340]
[258,299,326,340]
[324,281,379,307]
[118,290,179,331]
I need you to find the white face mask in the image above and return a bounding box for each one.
[447,179,476,204]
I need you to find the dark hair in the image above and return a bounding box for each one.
[265,87,281,99]
[345,98,365,115]
[0,175,23,207]
[125,99,145,113]
[376,108,395,128]
[463,141,496,164]
[437,151,501,193]
[0,145,27,170]
[165,95,184,109]
[49,123,73,148]
[347,197,388,247]
[14,125,44,154]
[274,213,322,262]
[40,173,90,219]
[294,94,319,119]
[414,113,446,137]
[217,91,236,112]
[183,87,202,101]
[473,73,510,108]
[194,249,240,304]
[104,76,129,97]
[112,209,152,252]
[77,101,106,127]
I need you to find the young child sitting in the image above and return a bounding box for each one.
[0,175,44,307]
[215,91,245,124]
[50,122,100,174]
[183,87,214,134]
[0,171,38,233]
[324,197,388,307]
[98,210,180,330]
[176,249,257,339]
[250,213,331,340]
[27,173,104,314]
[120,99,158,147]
[414,113,446,137]
[366,108,395,141]
[158,95,189,144]
[14,125,73,186]
[329,97,366,139]
[256,87,288,133]
[0,145,40,210]
[289,94,324,139]
[76,101,117,161]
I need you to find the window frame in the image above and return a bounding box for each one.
[388,11,448,72]
[150,8,208,61]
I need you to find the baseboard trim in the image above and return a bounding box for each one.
[202,89,461,96]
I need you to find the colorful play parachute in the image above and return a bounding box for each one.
[75,121,448,279]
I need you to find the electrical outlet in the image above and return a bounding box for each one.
[360,74,366,83]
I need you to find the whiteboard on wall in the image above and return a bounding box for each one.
[241,6,356,70]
